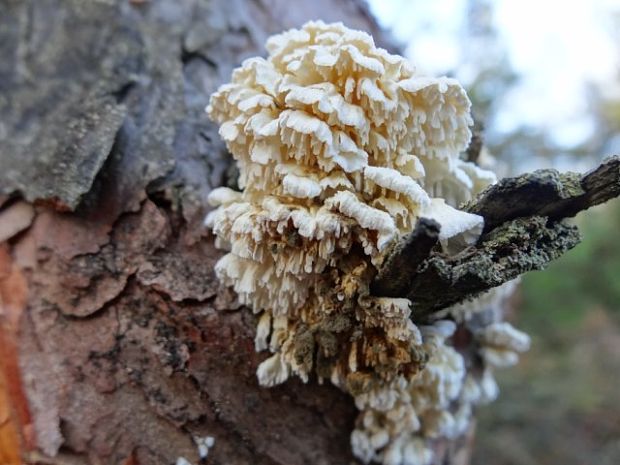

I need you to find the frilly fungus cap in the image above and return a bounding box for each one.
[205,20,522,465]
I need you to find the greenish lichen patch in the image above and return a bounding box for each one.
[372,156,620,322]
[407,217,581,320]
[466,156,619,231]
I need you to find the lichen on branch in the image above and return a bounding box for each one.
[372,155,620,320]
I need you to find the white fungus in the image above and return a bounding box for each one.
[194,436,215,459]
[477,322,531,368]
[205,21,529,465]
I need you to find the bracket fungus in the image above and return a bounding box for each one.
[206,21,529,465]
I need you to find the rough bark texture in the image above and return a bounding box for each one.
[467,156,620,230]
[0,1,474,464]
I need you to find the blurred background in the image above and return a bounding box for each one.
[366,0,620,463]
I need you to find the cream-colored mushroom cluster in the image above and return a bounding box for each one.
[205,21,529,465]
[351,319,529,465]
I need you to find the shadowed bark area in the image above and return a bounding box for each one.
[370,218,440,298]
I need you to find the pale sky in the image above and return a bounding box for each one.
[368,0,620,148]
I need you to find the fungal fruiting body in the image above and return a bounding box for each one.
[206,21,529,465]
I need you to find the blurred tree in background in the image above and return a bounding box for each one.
[369,0,620,463]
[465,0,620,465]
[474,198,620,465]
[462,5,620,464]
[462,3,620,464]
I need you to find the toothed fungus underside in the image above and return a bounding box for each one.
[206,21,530,465]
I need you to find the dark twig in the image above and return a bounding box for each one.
[466,155,620,232]
[370,218,440,298]
[405,217,580,319]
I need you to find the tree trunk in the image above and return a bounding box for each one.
[0,1,474,464]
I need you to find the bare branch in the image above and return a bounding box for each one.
[405,217,580,319]
[372,156,620,320]
[466,155,620,232]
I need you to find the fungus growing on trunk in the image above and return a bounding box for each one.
[205,20,528,465]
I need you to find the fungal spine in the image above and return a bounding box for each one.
[206,21,529,465]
